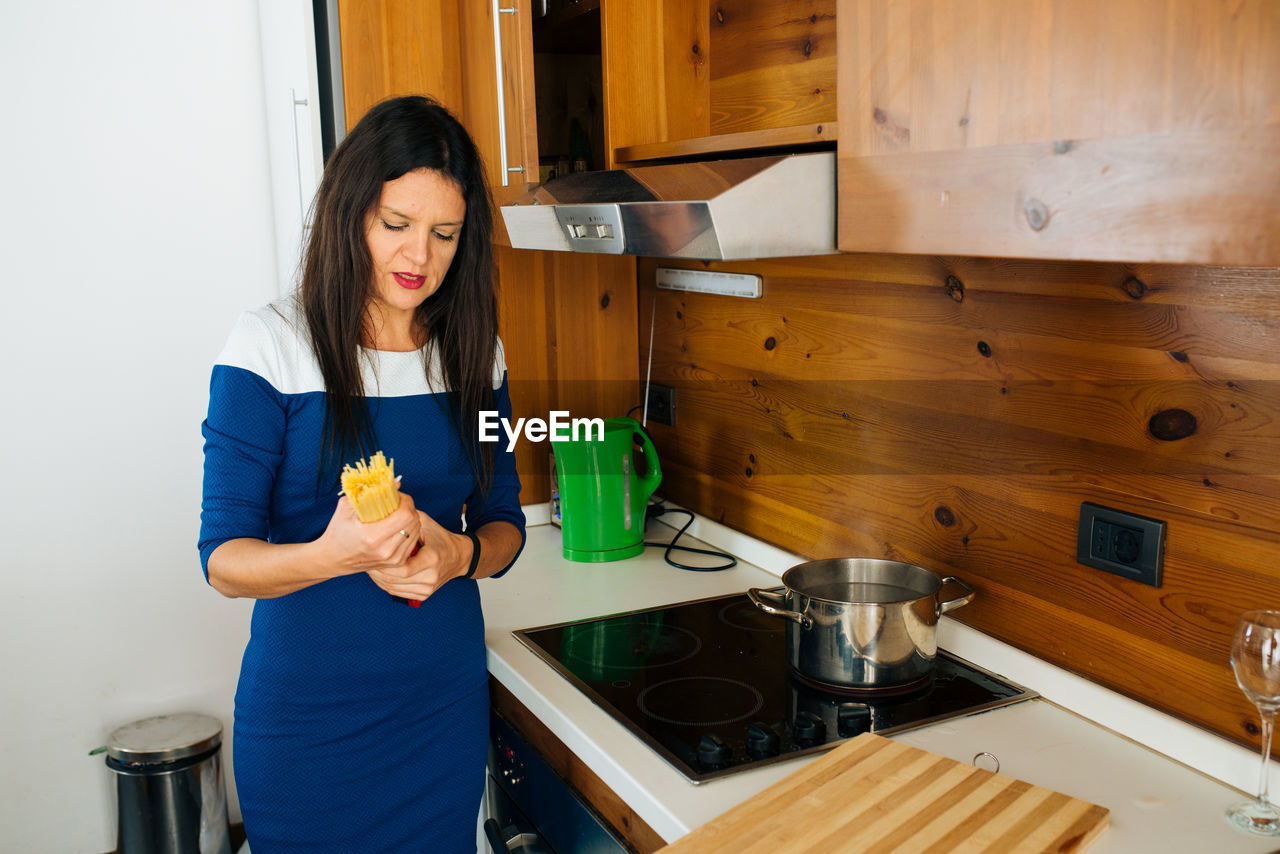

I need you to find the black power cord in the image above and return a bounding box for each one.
[644,503,737,572]
[620,399,733,571]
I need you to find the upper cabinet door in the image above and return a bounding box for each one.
[336,0,538,208]
[836,0,1280,265]
[459,1,540,206]
[337,0,465,127]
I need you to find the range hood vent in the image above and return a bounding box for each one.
[499,152,836,261]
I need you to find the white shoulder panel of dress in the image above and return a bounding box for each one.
[215,299,506,397]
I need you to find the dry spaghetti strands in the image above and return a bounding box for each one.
[340,451,400,522]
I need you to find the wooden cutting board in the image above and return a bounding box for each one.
[658,732,1109,854]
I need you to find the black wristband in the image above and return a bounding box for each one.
[463,530,481,579]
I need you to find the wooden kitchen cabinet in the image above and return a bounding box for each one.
[337,0,539,207]
[339,1,840,176]
[542,0,840,167]
[337,0,604,195]
[604,0,838,165]
[835,0,1280,266]
[459,1,540,206]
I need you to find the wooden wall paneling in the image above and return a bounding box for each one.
[710,0,837,80]
[495,249,639,505]
[645,376,1280,486]
[955,570,1252,726]
[651,254,1280,312]
[495,247,556,504]
[336,0,464,128]
[708,59,838,135]
[643,263,1280,383]
[636,254,1280,752]
[549,253,640,420]
[654,463,1276,743]
[1077,473,1280,544]
[709,0,838,134]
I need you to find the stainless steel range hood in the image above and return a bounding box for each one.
[499,152,836,260]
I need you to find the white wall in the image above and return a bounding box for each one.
[0,2,285,850]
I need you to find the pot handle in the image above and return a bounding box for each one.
[747,587,813,629]
[938,576,975,615]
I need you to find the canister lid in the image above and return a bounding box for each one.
[106,712,223,764]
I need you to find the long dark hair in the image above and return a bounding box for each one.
[300,95,498,494]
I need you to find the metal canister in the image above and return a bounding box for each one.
[105,712,231,854]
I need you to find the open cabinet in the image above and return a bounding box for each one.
[334,0,641,505]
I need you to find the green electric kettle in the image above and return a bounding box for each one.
[551,416,662,562]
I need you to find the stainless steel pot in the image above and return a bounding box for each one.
[748,558,975,690]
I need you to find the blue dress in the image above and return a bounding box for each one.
[199,299,524,853]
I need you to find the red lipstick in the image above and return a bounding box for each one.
[393,272,425,290]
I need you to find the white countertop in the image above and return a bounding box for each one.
[482,513,1279,853]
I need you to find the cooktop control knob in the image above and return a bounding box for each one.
[745,722,780,757]
[696,734,732,768]
[792,711,826,747]
[837,702,871,737]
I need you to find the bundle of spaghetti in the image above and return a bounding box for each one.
[340,451,400,522]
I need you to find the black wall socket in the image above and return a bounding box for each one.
[1076,502,1165,587]
[645,384,675,426]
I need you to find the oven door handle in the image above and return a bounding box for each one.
[483,819,513,853]
[484,818,552,853]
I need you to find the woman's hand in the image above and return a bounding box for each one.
[314,492,422,576]
[365,509,471,603]
[204,491,428,600]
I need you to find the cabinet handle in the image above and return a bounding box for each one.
[491,1,523,187]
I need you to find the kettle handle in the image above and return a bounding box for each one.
[622,417,662,501]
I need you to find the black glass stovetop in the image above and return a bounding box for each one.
[515,591,1038,783]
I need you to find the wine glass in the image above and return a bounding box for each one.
[1227,610,1280,835]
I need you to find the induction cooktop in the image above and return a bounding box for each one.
[515,590,1038,783]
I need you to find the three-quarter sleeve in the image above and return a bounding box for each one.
[464,368,526,578]
[198,313,287,579]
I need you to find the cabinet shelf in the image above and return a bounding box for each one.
[613,123,837,165]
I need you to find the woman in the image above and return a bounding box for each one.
[199,96,525,852]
